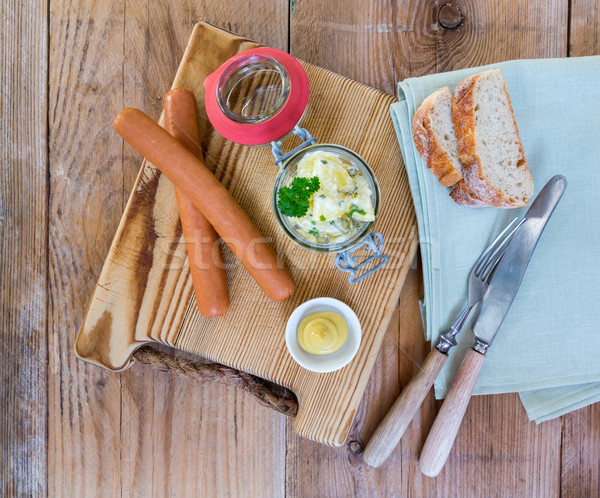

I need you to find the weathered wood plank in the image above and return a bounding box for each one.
[0,1,48,496]
[48,2,289,496]
[419,0,568,73]
[560,9,600,496]
[119,2,186,495]
[116,6,289,497]
[288,0,569,495]
[285,276,408,496]
[560,403,600,498]
[570,0,600,56]
[290,0,397,95]
[47,1,126,495]
[390,1,568,492]
[121,360,287,497]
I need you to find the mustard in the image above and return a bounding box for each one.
[297,312,348,355]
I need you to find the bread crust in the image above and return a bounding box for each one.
[450,180,490,207]
[412,88,463,187]
[453,69,532,208]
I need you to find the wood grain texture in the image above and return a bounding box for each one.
[4,0,600,495]
[560,403,600,497]
[176,55,418,445]
[75,25,262,369]
[288,0,569,495]
[0,1,48,496]
[570,0,600,56]
[392,0,568,80]
[48,1,129,494]
[285,269,415,497]
[48,3,289,497]
[290,0,397,94]
[75,22,418,446]
[362,347,448,468]
[117,8,290,497]
[419,348,486,477]
[560,12,600,496]
[120,355,287,497]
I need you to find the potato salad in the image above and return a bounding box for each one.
[283,149,375,245]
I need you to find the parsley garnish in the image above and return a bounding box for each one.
[319,215,326,221]
[347,206,366,218]
[308,228,319,237]
[277,176,320,218]
[321,159,328,165]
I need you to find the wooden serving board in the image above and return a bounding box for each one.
[75,22,418,446]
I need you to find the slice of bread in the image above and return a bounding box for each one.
[453,69,534,207]
[412,87,464,187]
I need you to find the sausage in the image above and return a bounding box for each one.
[113,107,295,301]
[163,88,229,317]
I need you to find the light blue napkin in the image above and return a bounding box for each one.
[391,56,600,423]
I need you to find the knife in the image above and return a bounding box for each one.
[418,174,568,477]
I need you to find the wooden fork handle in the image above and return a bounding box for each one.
[362,348,448,468]
[419,348,486,477]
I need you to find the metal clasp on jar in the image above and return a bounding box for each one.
[271,126,317,169]
[335,232,388,284]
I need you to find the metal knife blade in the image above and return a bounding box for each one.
[471,175,567,351]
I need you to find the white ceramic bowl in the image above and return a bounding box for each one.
[285,297,361,373]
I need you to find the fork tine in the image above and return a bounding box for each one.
[479,217,526,281]
[483,251,505,283]
[473,217,520,275]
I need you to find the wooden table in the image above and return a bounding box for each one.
[3,1,599,496]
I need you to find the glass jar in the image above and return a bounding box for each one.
[272,144,380,254]
[204,48,388,283]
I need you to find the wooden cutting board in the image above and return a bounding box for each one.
[75,22,418,446]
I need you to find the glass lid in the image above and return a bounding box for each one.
[204,48,310,146]
[217,55,289,124]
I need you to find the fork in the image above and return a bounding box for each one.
[362,217,524,468]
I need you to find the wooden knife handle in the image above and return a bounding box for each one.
[362,348,448,468]
[419,348,486,477]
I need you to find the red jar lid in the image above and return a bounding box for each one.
[204,48,310,146]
